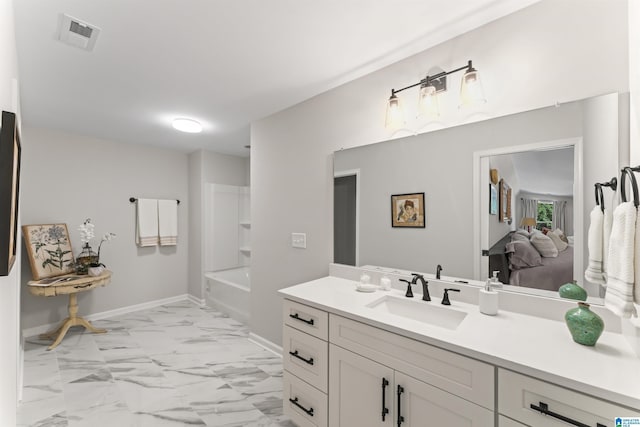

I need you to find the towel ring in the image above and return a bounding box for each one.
[620,167,639,208]
[594,183,605,213]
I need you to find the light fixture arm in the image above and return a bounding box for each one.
[391,60,473,96]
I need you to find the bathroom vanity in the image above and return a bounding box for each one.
[279,268,640,427]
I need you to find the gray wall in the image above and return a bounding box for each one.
[251,0,630,346]
[334,103,582,275]
[0,0,20,421]
[20,128,189,330]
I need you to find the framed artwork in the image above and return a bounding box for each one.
[22,224,75,280]
[391,193,425,228]
[489,183,498,215]
[499,179,511,223]
[0,111,21,276]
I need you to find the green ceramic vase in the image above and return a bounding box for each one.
[558,280,587,301]
[564,302,604,346]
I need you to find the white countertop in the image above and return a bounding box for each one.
[279,276,640,410]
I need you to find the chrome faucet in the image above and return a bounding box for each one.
[436,264,443,280]
[411,273,430,301]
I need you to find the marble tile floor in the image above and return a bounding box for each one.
[17,300,295,427]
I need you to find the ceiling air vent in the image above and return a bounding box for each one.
[57,14,101,51]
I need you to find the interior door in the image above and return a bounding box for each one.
[329,344,394,427]
[334,174,357,265]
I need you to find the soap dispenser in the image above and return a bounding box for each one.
[479,271,500,316]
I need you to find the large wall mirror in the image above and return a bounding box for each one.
[333,92,629,302]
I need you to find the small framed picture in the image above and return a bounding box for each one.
[391,193,425,228]
[489,183,498,215]
[22,224,75,280]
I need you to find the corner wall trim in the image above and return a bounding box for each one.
[248,332,282,357]
[22,294,200,338]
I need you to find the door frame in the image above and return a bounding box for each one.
[472,137,583,283]
[333,169,360,266]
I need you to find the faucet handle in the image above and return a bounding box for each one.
[441,288,460,305]
[399,279,414,298]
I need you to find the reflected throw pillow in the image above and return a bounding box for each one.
[530,233,559,257]
[505,240,543,269]
[552,228,569,244]
[547,230,568,252]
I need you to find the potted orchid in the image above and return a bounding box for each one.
[76,218,116,276]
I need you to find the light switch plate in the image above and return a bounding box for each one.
[291,232,306,249]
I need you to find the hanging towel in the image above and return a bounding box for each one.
[602,201,613,282]
[158,199,178,246]
[584,206,605,284]
[635,207,640,304]
[136,198,159,247]
[605,202,638,318]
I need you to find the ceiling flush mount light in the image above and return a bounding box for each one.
[385,60,486,129]
[172,118,203,133]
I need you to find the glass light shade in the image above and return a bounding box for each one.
[417,83,440,118]
[172,118,203,133]
[459,69,486,107]
[385,94,405,129]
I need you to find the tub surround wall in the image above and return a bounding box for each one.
[251,0,630,346]
[20,127,189,330]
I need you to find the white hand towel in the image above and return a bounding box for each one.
[584,206,605,284]
[158,199,178,246]
[136,198,159,247]
[605,202,638,318]
[635,207,640,304]
[602,206,613,282]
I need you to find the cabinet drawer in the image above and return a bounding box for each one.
[499,415,527,426]
[499,369,640,426]
[284,371,328,427]
[283,325,329,392]
[330,314,494,409]
[284,299,328,340]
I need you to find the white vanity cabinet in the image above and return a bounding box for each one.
[328,314,494,426]
[498,369,640,426]
[282,300,329,427]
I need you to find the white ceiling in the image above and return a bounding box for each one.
[511,147,575,196]
[13,0,539,156]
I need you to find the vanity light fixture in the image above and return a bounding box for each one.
[172,118,203,133]
[385,60,486,129]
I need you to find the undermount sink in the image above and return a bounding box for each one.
[366,295,467,330]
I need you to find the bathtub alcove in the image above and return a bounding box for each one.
[203,183,251,324]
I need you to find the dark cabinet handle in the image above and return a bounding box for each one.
[381,378,389,421]
[289,397,314,417]
[289,313,314,325]
[74,283,93,289]
[288,350,314,366]
[397,385,404,427]
[530,402,606,427]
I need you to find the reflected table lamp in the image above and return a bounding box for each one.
[520,217,536,232]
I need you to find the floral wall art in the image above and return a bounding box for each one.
[22,224,75,280]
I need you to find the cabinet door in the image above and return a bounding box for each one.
[329,344,395,427]
[395,371,494,427]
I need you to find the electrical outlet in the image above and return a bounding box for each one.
[291,233,306,249]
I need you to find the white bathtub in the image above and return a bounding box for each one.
[204,267,250,324]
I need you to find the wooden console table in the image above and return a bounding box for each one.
[28,270,112,350]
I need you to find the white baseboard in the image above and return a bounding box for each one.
[248,332,282,357]
[22,294,198,338]
[187,294,205,306]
